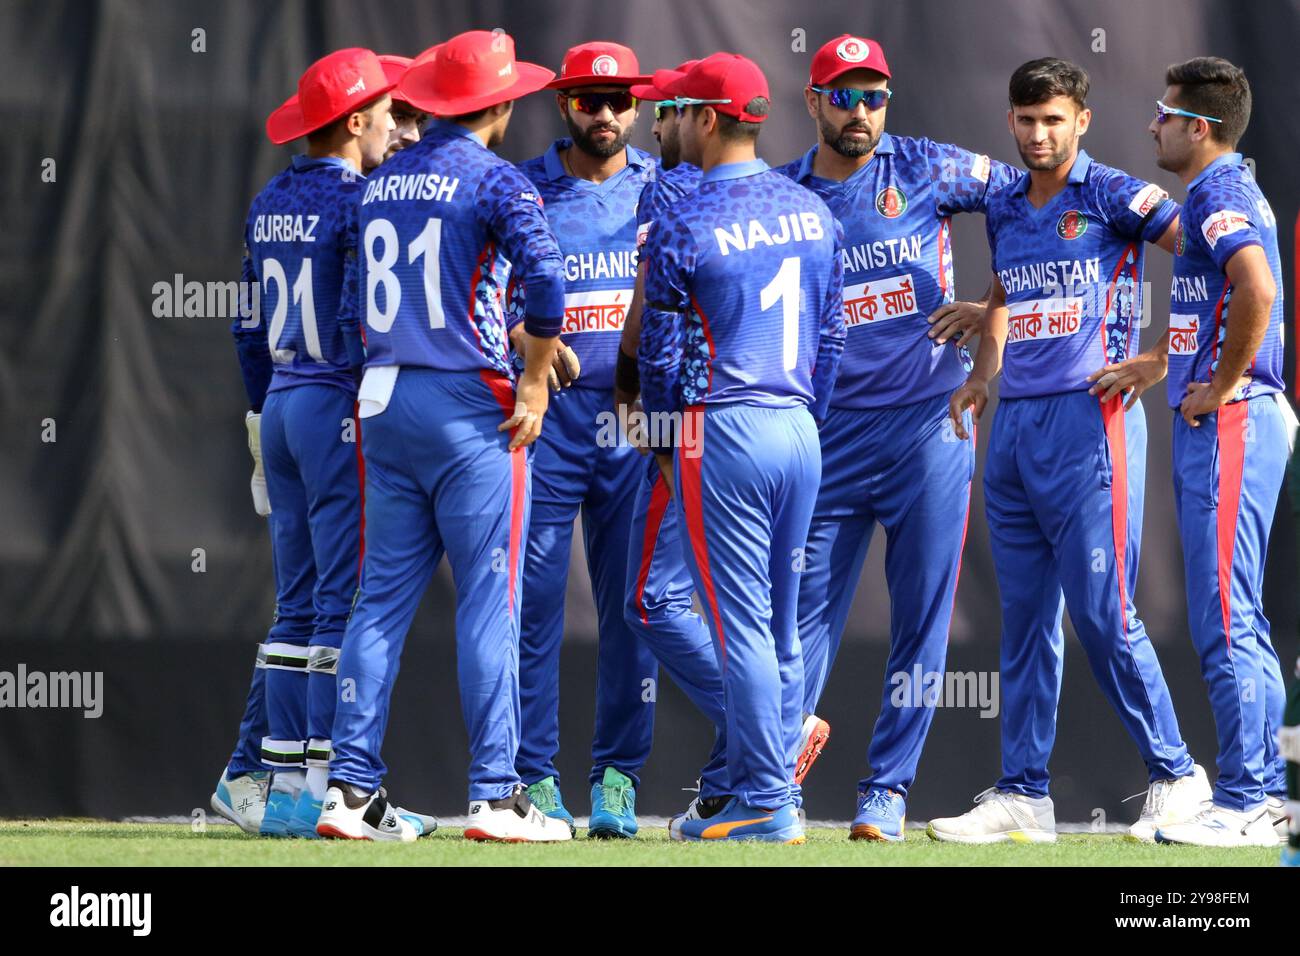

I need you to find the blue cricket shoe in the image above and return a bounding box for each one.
[288,790,324,839]
[850,787,906,842]
[526,776,576,837]
[260,788,296,838]
[676,797,805,843]
[588,767,638,839]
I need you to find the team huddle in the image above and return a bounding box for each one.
[208,29,1300,853]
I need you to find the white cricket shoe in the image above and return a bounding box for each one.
[1127,764,1212,842]
[210,768,269,834]
[1266,796,1290,839]
[464,784,573,842]
[927,787,1057,844]
[1155,802,1280,847]
[316,784,418,842]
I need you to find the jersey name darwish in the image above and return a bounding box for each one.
[361,172,461,205]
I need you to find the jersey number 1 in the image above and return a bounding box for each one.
[760,256,800,371]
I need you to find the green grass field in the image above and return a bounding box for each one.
[0,820,1283,866]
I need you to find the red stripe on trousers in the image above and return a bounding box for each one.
[480,370,526,614]
[1215,402,1248,655]
[1100,395,1133,647]
[634,474,671,626]
[678,407,727,661]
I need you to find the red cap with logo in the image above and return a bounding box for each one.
[629,59,701,101]
[266,47,396,145]
[660,52,770,123]
[398,30,555,116]
[378,54,414,107]
[809,34,891,85]
[544,41,651,90]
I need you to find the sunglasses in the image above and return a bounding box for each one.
[567,91,638,115]
[1154,99,1221,125]
[810,85,892,111]
[654,100,678,121]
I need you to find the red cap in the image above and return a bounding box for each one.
[545,41,651,90]
[809,35,891,85]
[398,30,555,116]
[629,59,701,101]
[266,48,396,145]
[660,53,770,123]
[379,54,414,107]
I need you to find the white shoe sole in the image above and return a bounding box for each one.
[927,823,1057,844]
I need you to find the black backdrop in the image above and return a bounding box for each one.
[1,0,1297,822]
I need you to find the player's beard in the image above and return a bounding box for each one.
[821,113,879,158]
[659,127,681,169]
[568,115,633,159]
[1018,135,1075,171]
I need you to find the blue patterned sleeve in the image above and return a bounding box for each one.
[1192,181,1266,272]
[337,200,365,370]
[638,212,694,427]
[810,217,847,422]
[231,222,273,412]
[927,139,1017,216]
[479,163,565,337]
[1092,166,1178,243]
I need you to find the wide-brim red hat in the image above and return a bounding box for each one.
[544,41,651,90]
[379,54,414,107]
[398,30,555,116]
[266,47,396,145]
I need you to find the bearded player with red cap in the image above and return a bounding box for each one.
[639,54,846,843]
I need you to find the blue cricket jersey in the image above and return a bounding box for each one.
[514,141,655,390]
[777,134,1018,409]
[1166,152,1285,407]
[639,159,846,425]
[636,161,703,249]
[986,150,1179,399]
[349,120,565,377]
[234,154,365,408]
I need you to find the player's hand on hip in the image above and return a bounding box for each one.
[501,377,550,450]
[948,377,988,442]
[245,411,271,516]
[1179,380,1230,427]
[1086,351,1166,410]
[928,301,984,347]
[550,344,581,390]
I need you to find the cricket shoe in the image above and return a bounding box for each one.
[525,776,575,837]
[1266,796,1290,840]
[394,806,438,837]
[1155,803,1280,847]
[668,793,731,841]
[316,782,418,842]
[927,788,1057,844]
[588,767,638,839]
[794,714,830,785]
[288,790,324,839]
[210,768,269,834]
[464,784,573,842]
[675,797,805,843]
[850,787,906,842]
[1126,764,1211,843]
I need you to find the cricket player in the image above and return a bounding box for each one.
[775,34,1019,841]
[639,53,846,843]
[215,48,397,838]
[316,30,573,843]
[511,42,660,839]
[1137,57,1292,847]
[379,55,428,161]
[930,58,1211,844]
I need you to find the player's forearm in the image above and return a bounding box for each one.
[1209,283,1273,397]
[519,331,560,386]
[616,262,648,398]
[968,306,1007,384]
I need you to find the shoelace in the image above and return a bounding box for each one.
[859,789,897,816]
[601,780,631,816]
[527,782,560,814]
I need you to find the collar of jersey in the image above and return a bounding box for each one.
[429,119,487,148]
[540,139,650,183]
[1011,148,1092,196]
[1188,151,1244,192]
[291,154,362,177]
[794,132,895,183]
[702,158,769,184]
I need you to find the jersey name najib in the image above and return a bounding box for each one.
[636,161,703,248]
[776,134,1019,409]
[514,140,654,390]
[242,154,363,395]
[986,150,1179,400]
[1166,152,1285,407]
[351,120,565,377]
[639,159,846,422]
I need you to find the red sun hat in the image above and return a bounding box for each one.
[544,41,651,90]
[378,54,414,107]
[398,30,555,116]
[266,47,396,145]
[629,59,701,101]
[809,34,891,85]
[660,52,770,123]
